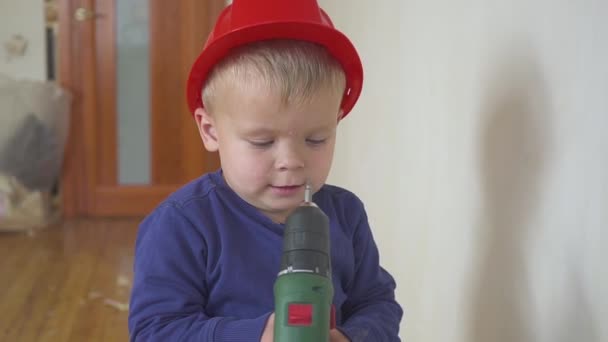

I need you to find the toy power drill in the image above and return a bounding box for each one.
[273,183,335,342]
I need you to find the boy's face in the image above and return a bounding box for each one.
[195,84,343,223]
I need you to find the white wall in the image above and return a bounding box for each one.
[0,0,46,80]
[321,0,607,341]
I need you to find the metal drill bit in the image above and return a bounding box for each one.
[304,181,312,203]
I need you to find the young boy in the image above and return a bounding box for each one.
[128,1,403,341]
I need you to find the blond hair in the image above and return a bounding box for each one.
[202,40,346,112]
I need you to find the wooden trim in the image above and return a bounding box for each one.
[179,0,203,182]
[92,185,177,216]
[149,0,184,185]
[150,0,222,185]
[96,0,118,186]
[80,0,100,215]
[59,0,94,217]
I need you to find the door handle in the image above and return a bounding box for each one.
[74,7,101,22]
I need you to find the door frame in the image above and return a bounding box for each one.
[58,0,224,217]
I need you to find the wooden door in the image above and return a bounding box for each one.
[58,0,224,217]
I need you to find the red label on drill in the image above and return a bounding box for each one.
[288,303,313,326]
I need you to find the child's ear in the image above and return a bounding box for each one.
[194,107,219,152]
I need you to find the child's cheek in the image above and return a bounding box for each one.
[241,154,270,182]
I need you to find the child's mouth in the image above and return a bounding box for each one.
[270,184,303,196]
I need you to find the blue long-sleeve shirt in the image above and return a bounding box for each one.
[128,169,402,341]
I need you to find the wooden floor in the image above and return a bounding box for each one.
[0,218,141,342]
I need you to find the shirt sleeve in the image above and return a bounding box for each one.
[128,203,271,341]
[337,199,404,341]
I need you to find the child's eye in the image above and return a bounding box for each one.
[306,138,327,146]
[249,140,274,148]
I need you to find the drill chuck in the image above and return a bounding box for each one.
[279,203,331,278]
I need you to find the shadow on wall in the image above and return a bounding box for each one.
[468,41,600,342]
[468,42,550,342]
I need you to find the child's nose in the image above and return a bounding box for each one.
[275,145,305,171]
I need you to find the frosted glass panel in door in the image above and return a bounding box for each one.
[116,0,150,185]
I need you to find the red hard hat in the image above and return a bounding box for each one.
[186,0,363,119]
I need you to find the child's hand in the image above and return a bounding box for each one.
[330,329,350,342]
[260,313,274,342]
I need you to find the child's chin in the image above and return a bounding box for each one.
[263,199,301,212]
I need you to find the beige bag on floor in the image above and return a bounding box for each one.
[0,174,60,232]
[0,74,70,232]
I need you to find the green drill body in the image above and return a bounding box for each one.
[273,186,334,342]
